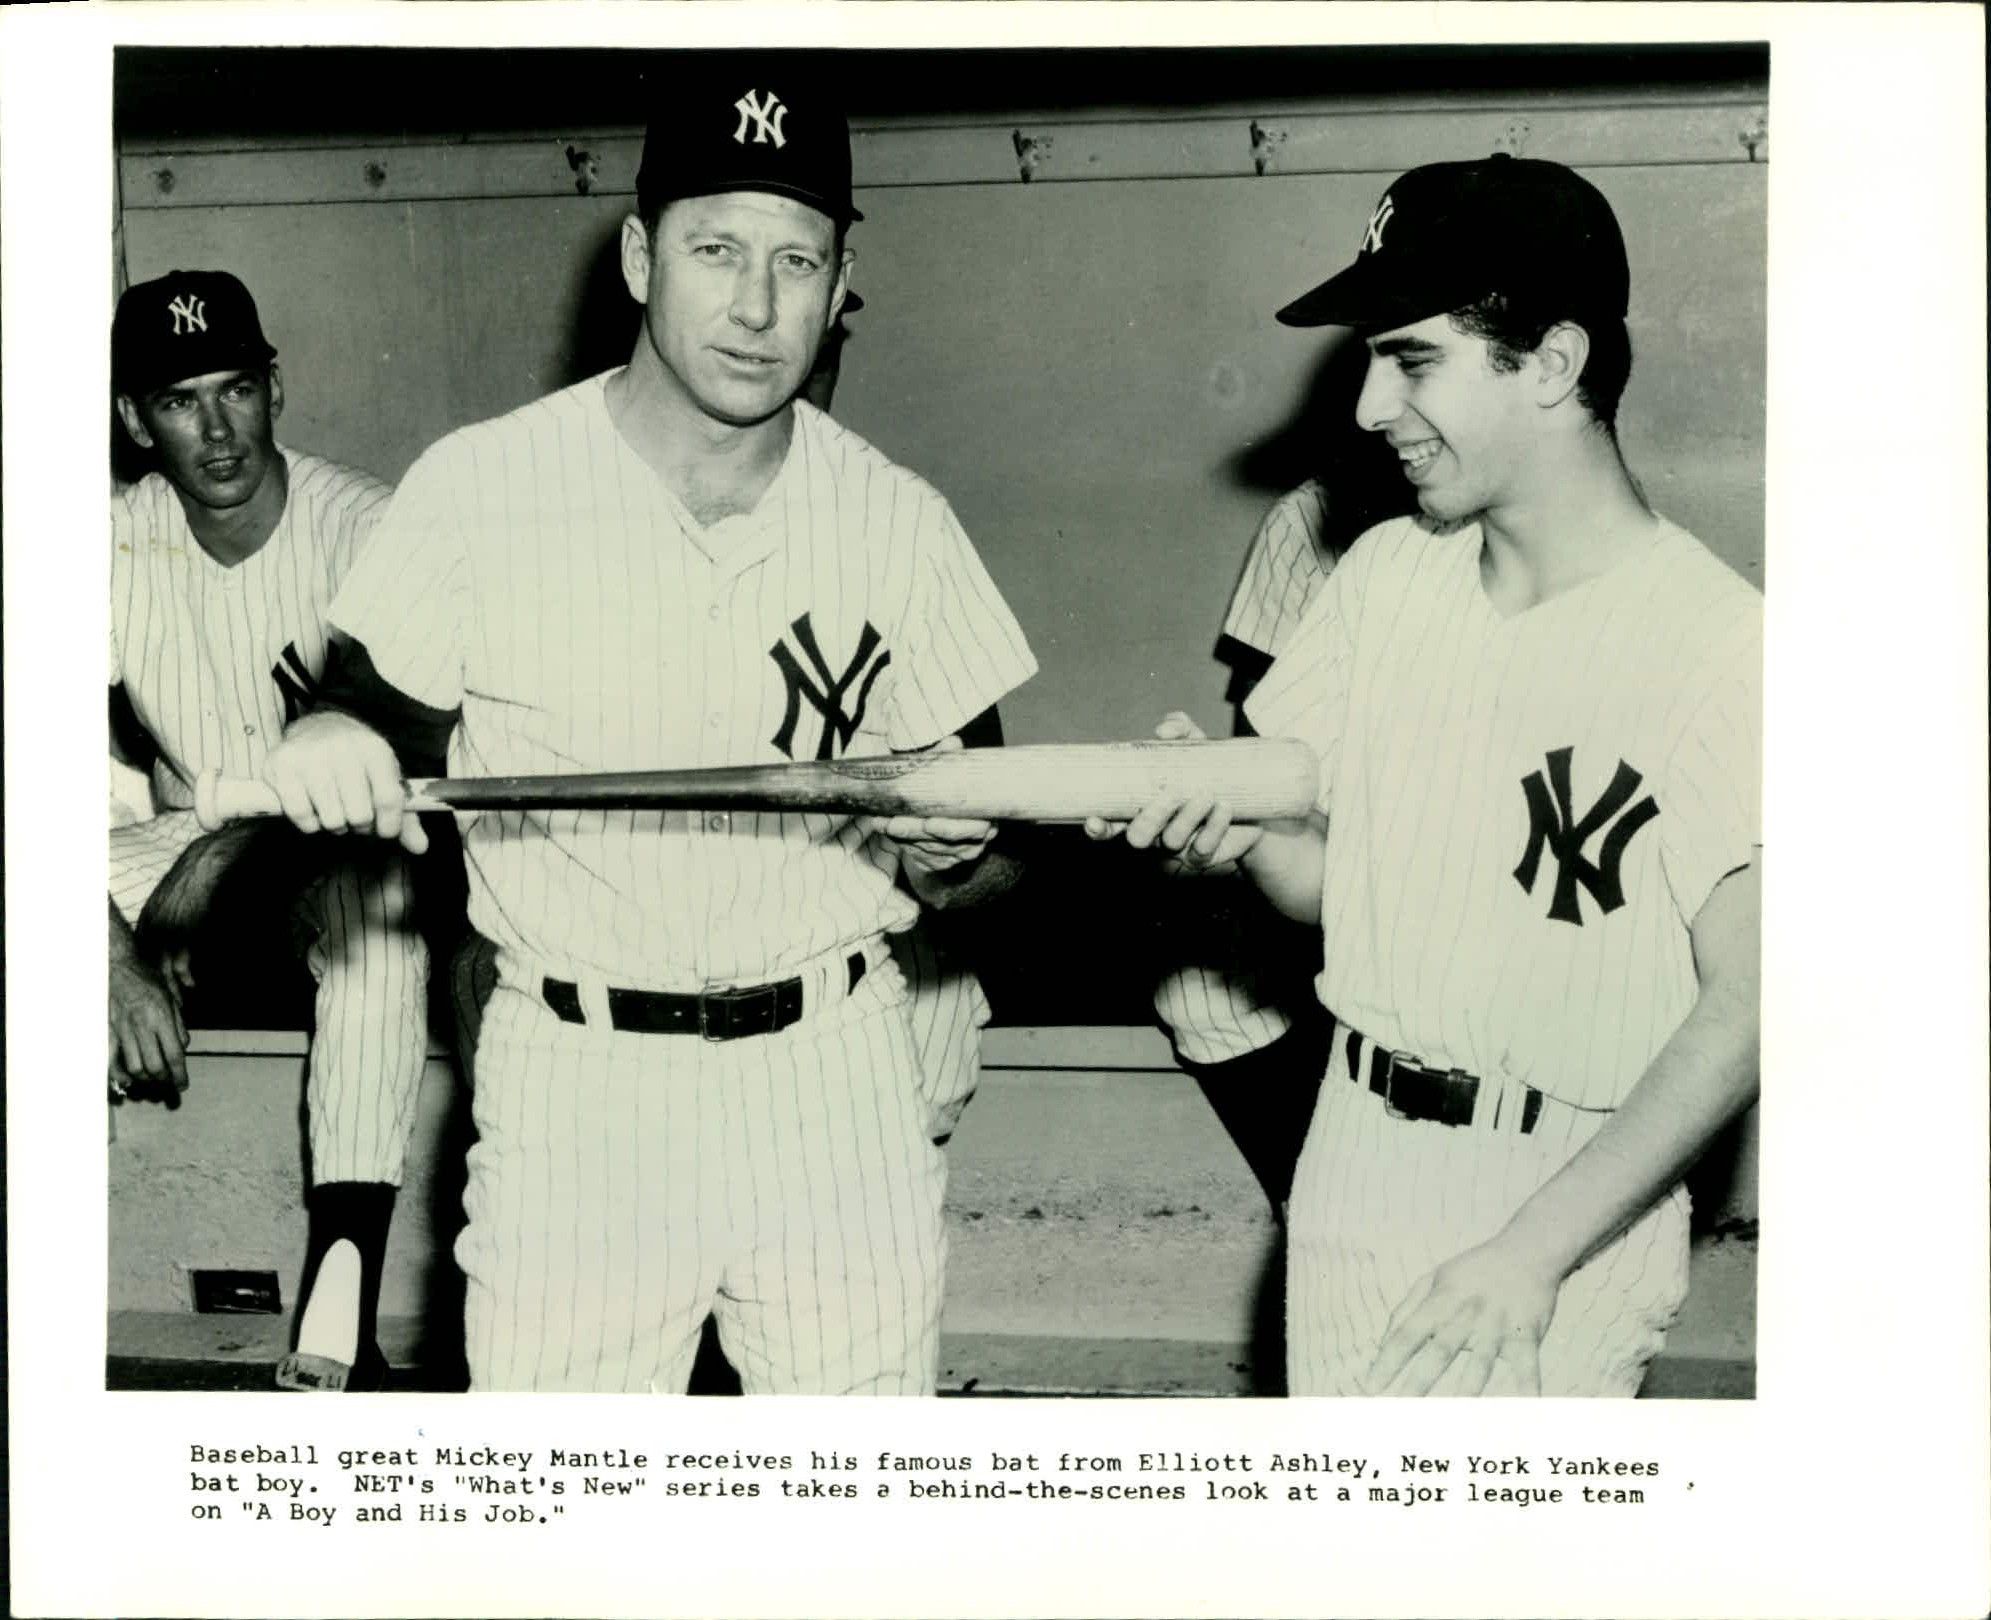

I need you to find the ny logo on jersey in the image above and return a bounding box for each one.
[1362,196,1396,255]
[168,294,208,335]
[1513,747,1659,926]
[732,89,789,149]
[270,642,320,727]
[769,614,891,760]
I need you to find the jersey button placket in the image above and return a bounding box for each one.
[699,576,736,769]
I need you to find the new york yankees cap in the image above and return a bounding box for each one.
[113,269,278,399]
[1275,153,1629,329]
[637,69,863,226]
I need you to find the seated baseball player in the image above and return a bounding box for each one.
[107,270,432,1392]
[1092,155,1761,1397]
[255,70,1036,1394]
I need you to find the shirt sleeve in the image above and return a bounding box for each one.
[327,443,472,711]
[886,495,1038,750]
[323,476,391,591]
[1152,959,1295,1065]
[1243,533,1366,815]
[1657,592,1763,921]
[108,489,136,687]
[1223,480,1334,657]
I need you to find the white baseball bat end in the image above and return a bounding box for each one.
[195,768,285,828]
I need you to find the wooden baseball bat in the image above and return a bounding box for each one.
[194,738,1318,830]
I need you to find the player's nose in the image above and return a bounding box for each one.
[728,261,777,331]
[197,398,232,442]
[1354,356,1399,433]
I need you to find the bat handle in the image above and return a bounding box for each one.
[194,769,451,829]
[195,770,286,830]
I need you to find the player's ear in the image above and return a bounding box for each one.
[619,213,654,304]
[114,394,154,450]
[1534,321,1590,410]
[266,363,285,421]
[826,246,853,330]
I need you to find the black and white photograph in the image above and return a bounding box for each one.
[99,37,1768,1405]
[6,4,1986,1617]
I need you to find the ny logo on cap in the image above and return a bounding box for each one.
[167,294,208,335]
[1361,197,1396,256]
[733,89,789,149]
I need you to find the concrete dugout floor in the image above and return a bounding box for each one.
[108,1030,1756,1398]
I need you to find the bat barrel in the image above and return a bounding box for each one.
[190,739,1319,827]
[876,738,1317,822]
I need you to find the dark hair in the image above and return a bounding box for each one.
[1447,294,1632,432]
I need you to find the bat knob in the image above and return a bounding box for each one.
[194,769,284,829]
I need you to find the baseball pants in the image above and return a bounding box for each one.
[888,921,989,1145]
[456,949,947,1394]
[1287,1030,1690,1397]
[110,809,430,1185]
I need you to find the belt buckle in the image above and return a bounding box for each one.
[700,983,780,1041]
[1383,1052,1475,1128]
[698,987,737,1041]
[1376,1047,1407,1114]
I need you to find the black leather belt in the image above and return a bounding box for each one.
[1338,1021,1541,1134]
[543,954,866,1040]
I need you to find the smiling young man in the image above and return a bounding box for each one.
[1093,155,1762,1397]
[107,270,431,1393]
[257,73,1035,1394]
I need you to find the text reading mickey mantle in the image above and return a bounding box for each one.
[185,1444,1680,1526]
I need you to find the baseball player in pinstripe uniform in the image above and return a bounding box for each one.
[107,270,430,1392]
[1095,155,1761,1396]
[258,73,1036,1394]
[441,289,993,1151]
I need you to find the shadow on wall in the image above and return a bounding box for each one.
[560,218,642,389]
[1211,333,1419,699]
[1226,330,1416,535]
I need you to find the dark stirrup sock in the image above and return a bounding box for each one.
[276,1181,396,1392]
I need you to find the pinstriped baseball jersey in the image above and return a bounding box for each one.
[1221,478,1334,659]
[337,372,1029,1394]
[1153,480,1337,1065]
[108,448,428,1187]
[328,383,1037,990]
[1248,513,1761,1111]
[111,449,388,809]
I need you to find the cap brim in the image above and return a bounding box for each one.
[660,179,862,225]
[117,340,278,398]
[1274,258,1458,330]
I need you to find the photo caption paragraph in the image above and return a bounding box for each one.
[183,1440,1687,1527]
